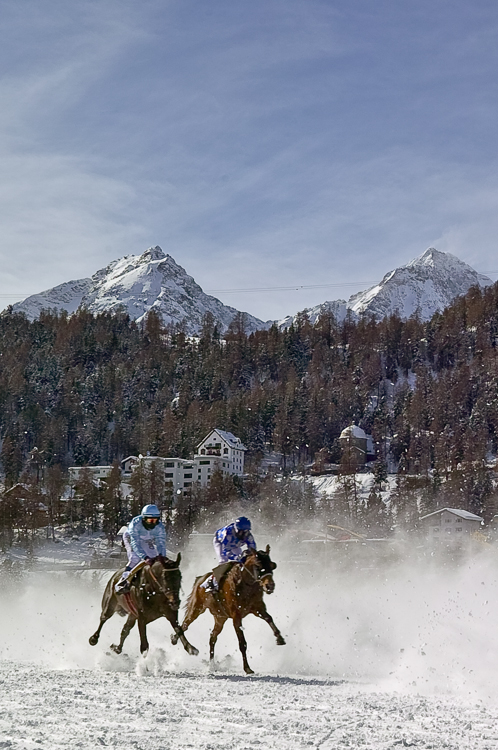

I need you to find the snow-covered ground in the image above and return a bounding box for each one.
[1,537,498,748]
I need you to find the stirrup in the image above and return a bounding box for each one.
[115,580,131,594]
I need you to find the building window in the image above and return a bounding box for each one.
[456,527,462,532]
[199,460,210,465]
[165,472,173,478]
[184,473,192,479]
[165,462,174,468]
[184,482,192,487]
[445,518,451,523]
[456,518,462,523]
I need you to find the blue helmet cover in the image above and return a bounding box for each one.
[234,516,251,531]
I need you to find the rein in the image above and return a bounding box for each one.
[146,563,179,598]
[239,557,273,586]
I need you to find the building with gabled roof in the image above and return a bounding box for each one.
[419,507,483,543]
[195,428,246,477]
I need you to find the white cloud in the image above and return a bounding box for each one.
[1,0,498,320]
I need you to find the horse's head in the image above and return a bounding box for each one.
[147,554,182,610]
[243,545,277,594]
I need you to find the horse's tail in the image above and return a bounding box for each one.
[183,574,209,620]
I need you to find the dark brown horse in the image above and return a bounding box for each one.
[172,545,285,674]
[89,554,198,657]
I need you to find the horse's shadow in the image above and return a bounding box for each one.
[209,674,345,687]
[174,672,345,687]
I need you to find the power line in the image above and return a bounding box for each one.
[2,270,498,299]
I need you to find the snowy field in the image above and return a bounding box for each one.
[1,539,498,749]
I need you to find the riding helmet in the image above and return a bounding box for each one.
[141,504,161,518]
[234,516,251,531]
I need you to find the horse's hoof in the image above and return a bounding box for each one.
[244,667,255,675]
[276,635,286,646]
[141,647,149,657]
[171,634,179,646]
[110,644,122,654]
[187,645,199,656]
[89,635,99,647]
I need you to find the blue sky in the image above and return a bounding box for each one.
[1,0,498,321]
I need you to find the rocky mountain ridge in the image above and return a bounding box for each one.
[277,248,492,328]
[9,246,492,332]
[11,246,268,334]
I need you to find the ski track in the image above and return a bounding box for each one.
[2,541,498,748]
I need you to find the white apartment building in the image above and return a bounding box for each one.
[195,429,246,477]
[69,429,246,499]
[121,455,196,497]
[68,465,114,485]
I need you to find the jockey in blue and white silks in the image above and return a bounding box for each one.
[115,504,166,593]
[213,517,256,563]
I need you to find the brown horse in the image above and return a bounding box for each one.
[89,554,198,657]
[172,545,285,674]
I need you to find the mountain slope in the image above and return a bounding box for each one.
[10,278,91,320]
[278,248,492,328]
[11,246,267,334]
[348,247,492,320]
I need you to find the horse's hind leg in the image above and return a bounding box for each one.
[110,615,136,654]
[209,616,227,664]
[233,616,253,675]
[254,603,286,646]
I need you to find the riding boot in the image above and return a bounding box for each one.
[201,575,218,595]
[115,574,131,594]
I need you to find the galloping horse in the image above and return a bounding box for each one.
[89,554,198,657]
[172,545,285,674]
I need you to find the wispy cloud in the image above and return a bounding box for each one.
[1,0,498,319]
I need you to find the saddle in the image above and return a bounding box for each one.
[211,562,234,587]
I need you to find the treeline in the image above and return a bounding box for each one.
[1,281,498,521]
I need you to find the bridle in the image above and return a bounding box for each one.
[239,554,274,587]
[145,562,180,602]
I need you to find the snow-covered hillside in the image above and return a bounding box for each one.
[278,247,492,329]
[11,246,267,334]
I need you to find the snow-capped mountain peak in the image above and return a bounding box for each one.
[10,246,267,334]
[348,247,492,319]
[278,248,492,329]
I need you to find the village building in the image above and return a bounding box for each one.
[419,507,483,542]
[121,455,197,497]
[195,428,246,477]
[338,424,375,468]
[68,428,246,499]
[68,465,114,485]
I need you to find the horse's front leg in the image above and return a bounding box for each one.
[110,615,136,654]
[233,616,253,675]
[166,613,199,656]
[254,603,286,645]
[209,616,227,664]
[137,617,149,655]
[89,594,117,646]
[89,615,109,647]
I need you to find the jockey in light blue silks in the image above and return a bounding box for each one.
[202,517,256,593]
[115,504,167,593]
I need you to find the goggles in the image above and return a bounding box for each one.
[143,517,160,526]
